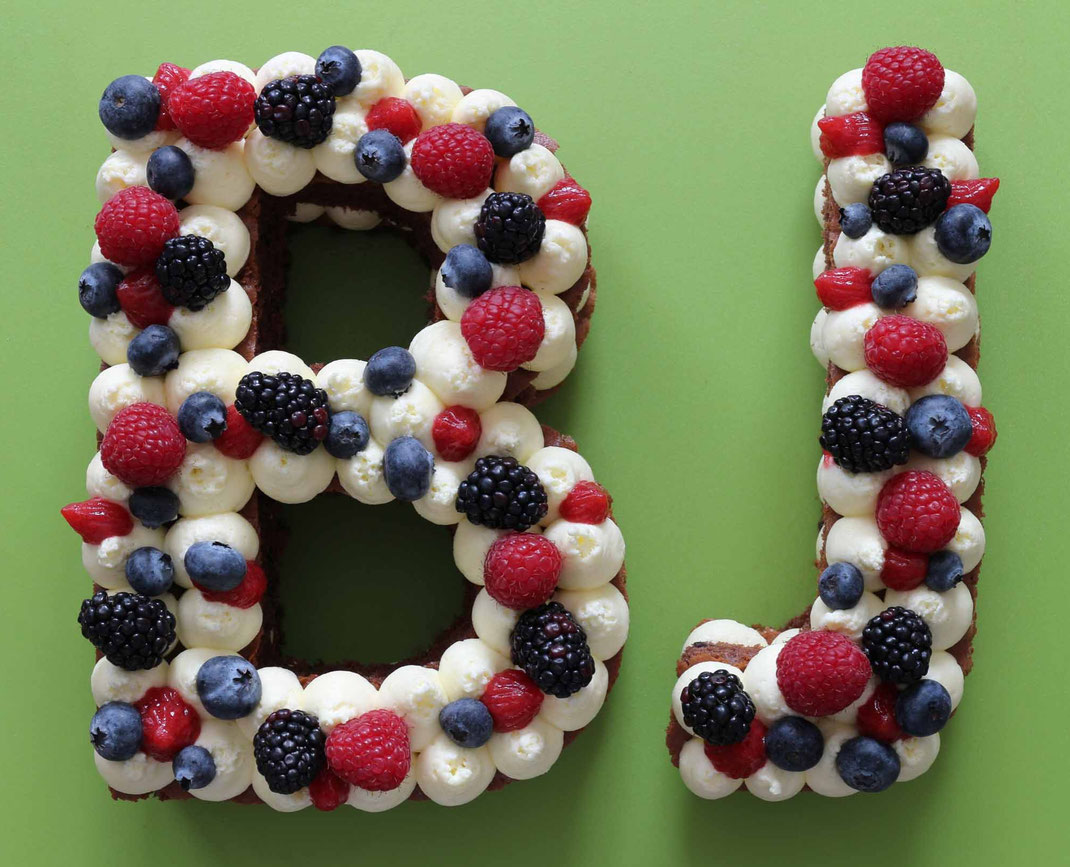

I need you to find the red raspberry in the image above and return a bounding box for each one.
[60,497,133,544]
[863,315,947,388]
[856,683,905,742]
[483,533,563,610]
[776,630,872,717]
[152,62,191,131]
[560,481,611,524]
[201,560,267,609]
[117,267,175,328]
[704,718,768,779]
[309,767,351,811]
[325,709,411,791]
[169,71,255,150]
[213,404,264,460]
[461,286,545,371]
[876,471,960,553]
[95,187,180,267]
[861,46,945,123]
[948,178,1000,214]
[480,669,544,732]
[432,405,482,461]
[101,403,187,487]
[410,122,494,199]
[814,267,873,310]
[537,177,592,225]
[881,547,929,591]
[135,686,201,762]
[964,406,997,457]
[817,112,884,158]
[365,97,422,144]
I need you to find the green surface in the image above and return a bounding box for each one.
[1,0,1067,863]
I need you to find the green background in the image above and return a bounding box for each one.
[2,0,1066,863]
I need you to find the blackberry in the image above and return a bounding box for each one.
[455,455,548,531]
[862,606,932,685]
[234,370,331,455]
[679,670,756,746]
[474,192,545,264]
[78,590,175,671]
[868,166,951,234]
[820,395,911,473]
[253,709,326,794]
[254,75,335,148]
[510,602,595,698]
[155,235,229,311]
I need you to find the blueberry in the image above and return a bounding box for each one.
[196,655,262,720]
[818,562,865,610]
[184,541,247,592]
[883,122,929,165]
[90,701,142,761]
[838,203,872,239]
[438,698,493,748]
[364,346,416,397]
[895,678,952,736]
[906,395,973,459]
[147,145,195,200]
[125,547,174,596]
[764,716,824,772]
[484,106,535,158]
[128,486,180,528]
[935,204,992,264]
[127,324,181,377]
[78,262,123,318]
[315,45,361,96]
[870,264,918,309]
[441,244,493,299]
[354,129,406,183]
[178,391,228,443]
[383,436,434,501]
[173,744,217,790]
[926,550,964,591]
[324,411,370,458]
[99,75,161,140]
[835,736,901,792]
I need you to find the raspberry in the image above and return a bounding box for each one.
[948,178,1000,214]
[460,286,545,371]
[863,315,947,388]
[94,187,180,267]
[480,669,544,732]
[965,405,997,456]
[560,481,611,524]
[325,709,411,791]
[410,123,494,199]
[365,97,422,144]
[135,686,201,762]
[814,267,874,311]
[151,63,191,131]
[537,177,592,225]
[169,71,256,150]
[309,767,350,811]
[432,406,482,461]
[775,630,872,717]
[101,402,186,487]
[483,533,563,610]
[213,404,264,460]
[862,46,945,123]
[704,718,768,779]
[60,497,132,544]
[856,682,905,742]
[881,548,929,591]
[876,471,960,553]
[817,112,884,158]
[116,267,175,328]
[201,560,267,609]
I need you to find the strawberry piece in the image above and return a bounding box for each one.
[964,406,997,457]
[856,683,906,742]
[117,267,175,329]
[201,560,267,609]
[135,686,201,762]
[213,405,264,460]
[537,178,592,225]
[365,97,422,144]
[559,481,611,524]
[431,406,482,462]
[704,718,768,779]
[881,548,929,591]
[817,112,884,158]
[61,497,133,544]
[814,267,873,310]
[309,767,350,811]
[948,178,1000,213]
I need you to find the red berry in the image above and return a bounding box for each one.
[135,686,201,762]
[309,767,350,811]
[480,669,544,732]
[201,560,267,609]
[814,267,874,310]
[60,497,133,544]
[948,178,1000,214]
[776,630,872,717]
[365,97,422,144]
[152,63,191,131]
[116,267,175,329]
[213,404,264,460]
[169,71,255,150]
[856,683,906,742]
[325,709,411,791]
[559,481,611,524]
[704,718,768,779]
[432,406,482,461]
[862,46,945,123]
[537,177,592,225]
[460,286,545,371]
[876,471,960,553]
[964,405,997,457]
[817,112,884,158]
[95,187,180,267]
[101,403,186,487]
[863,314,947,388]
[483,533,563,610]
[410,122,494,199]
[881,547,929,591]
